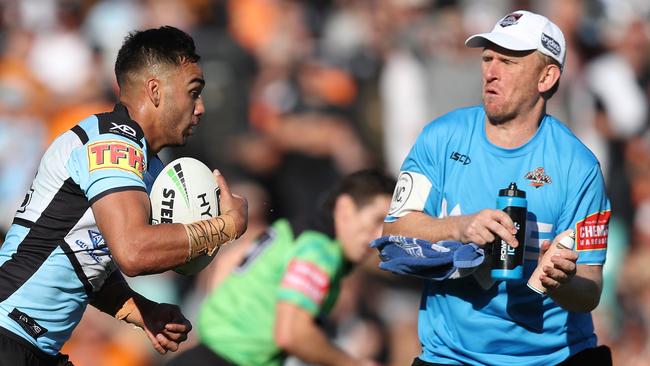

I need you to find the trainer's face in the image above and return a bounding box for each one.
[339,194,391,264]
[161,61,205,146]
[481,45,543,124]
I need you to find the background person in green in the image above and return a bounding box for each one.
[168,169,394,366]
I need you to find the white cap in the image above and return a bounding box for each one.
[465,10,566,70]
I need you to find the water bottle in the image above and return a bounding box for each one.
[490,182,527,280]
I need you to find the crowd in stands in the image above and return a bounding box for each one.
[0,0,649,365]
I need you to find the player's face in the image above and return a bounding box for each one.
[480,46,544,124]
[340,194,391,264]
[161,61,205,146]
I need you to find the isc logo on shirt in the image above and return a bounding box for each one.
[87,140,145,178]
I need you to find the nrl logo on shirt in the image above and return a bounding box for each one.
[524,167,551,188]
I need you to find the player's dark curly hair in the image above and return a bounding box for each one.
[322,169,396,215]
[114,26,200,88]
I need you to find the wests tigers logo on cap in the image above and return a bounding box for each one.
[499,13,523,27]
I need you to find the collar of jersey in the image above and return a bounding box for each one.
[478,108,548,157]
[112,103,155,158]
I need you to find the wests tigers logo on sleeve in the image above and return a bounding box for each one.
[87,140,145,178]
[576,211,611,251]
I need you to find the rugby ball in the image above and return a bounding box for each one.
[150,157,220,275]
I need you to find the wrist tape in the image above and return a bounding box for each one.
[115,297,137,321]
[183,213,238,261]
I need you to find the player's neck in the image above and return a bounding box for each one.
[118,99,163,154]
[485,104,545,149]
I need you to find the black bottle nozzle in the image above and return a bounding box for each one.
[499,182,526,198]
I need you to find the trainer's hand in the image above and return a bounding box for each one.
[129,297,192,354]
[213,169,248,238]
[538,231,578,292]
[455,209,518,247]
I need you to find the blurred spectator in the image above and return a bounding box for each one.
[231,1,373,221]
[582,9,649,226]
[2,0,650,364]
[380,1,484,175]
[26,0,95,101]
[82,0,144,88]
[169,1,257,175]
[0,29,47,232]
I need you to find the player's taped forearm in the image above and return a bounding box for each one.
[91,271,139,321]
[182,213,239,261]
[115,296,138,321]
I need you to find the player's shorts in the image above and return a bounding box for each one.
[0,327,73,366]
[166,343,236,366]
[411,345,612,366]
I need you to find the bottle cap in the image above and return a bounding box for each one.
[557,230,575,250]
[499,182,526,198]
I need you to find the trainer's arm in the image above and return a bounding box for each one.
[547,264,603,312]
[383,210,519,247]
[537,240,603,312]
[274,302,375,366]
[92,171,247,276]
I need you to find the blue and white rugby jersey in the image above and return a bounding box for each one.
[0,104,163,355]
[386,106,610,366]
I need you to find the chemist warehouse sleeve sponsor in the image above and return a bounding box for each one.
[87,140,145,179]
[576,210,611,251]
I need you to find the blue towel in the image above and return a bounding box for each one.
[370,235,485,280]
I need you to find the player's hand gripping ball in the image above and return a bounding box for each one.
[150,157,220,275]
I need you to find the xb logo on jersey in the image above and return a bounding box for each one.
[109,123,137,138]
[87,140,145,178]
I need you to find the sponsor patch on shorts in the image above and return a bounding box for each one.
[281,259,330,305]
[87,140,145,178]
[576,211,610,251]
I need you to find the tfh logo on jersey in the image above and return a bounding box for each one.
[87,140,145,178]
[524,167,551,188]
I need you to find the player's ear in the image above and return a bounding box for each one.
[145,77,161,107]
[538,63,560,94]
[334,194,356,222]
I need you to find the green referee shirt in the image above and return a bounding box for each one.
[197,218,347,366]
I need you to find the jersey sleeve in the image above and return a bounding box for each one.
[68,134,147,203]
[557,163,611,264]
[277,237,340,315]
[385,123,439,222]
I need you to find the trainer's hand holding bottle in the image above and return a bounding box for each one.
[490,182,527,280]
